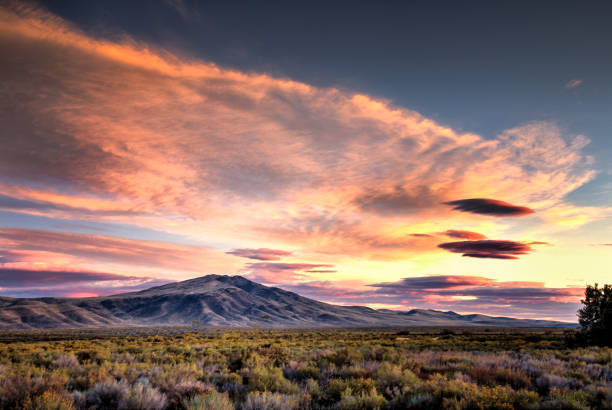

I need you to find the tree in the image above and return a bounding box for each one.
[577,283,612,346]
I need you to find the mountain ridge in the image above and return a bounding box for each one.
[0,274,574,330]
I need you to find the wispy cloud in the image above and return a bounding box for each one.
[441,230,487,240]
[565,79,583,89]
[0,268,170,297]
[226,248,292,261]
[163,0,200,21]
[0,228,241,276]
[243,262,336,283]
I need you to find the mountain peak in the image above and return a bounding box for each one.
[121,274,260,297]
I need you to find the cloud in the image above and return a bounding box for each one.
[565,79,583,89]
[354,185,440,215]
[0,268,170,297]
[0,3,600,272]
[0,268,133,287]
[0,6,594,221]
[243,262,335,283]
[444,199,534,217]
[370,275,495,290]
[0,192,142,217]
[0,228,241,275]
[437,240,533,259]
[164,0,200,21]
[282,275,583,321]
[442,230,487,240]
[226,248,292,261]
[368,275,583,320]
[281,280,369,301]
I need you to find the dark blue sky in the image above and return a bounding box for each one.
[41,0,612,201]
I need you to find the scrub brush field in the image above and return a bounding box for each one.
[0,327,610,409]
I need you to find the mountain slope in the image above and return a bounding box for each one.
[0,275,572,329]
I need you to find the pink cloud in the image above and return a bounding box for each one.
[243,262,335,283]
[0,228,241,275]
[0,268,171,298]
[442,230,487,240]
[0,4,597,261]
[282,275,583,321]
[226,248,292,261]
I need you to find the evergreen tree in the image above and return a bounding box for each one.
[577,283,612,346]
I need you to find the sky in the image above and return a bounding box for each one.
[1,0,611,321]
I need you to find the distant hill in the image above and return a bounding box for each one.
[0,275,573,329]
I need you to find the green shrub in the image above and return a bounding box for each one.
[247,366,298,394]
[241,391,299,410]
[376,362,418,394]
[186,391,234,410]
[22,391,75,410]
[336,387,387,409]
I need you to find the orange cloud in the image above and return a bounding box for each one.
[0,3,600,266]
[0,228,241,277]
[442,230,487,240]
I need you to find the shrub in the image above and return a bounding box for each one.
[52,354,81,370]
[22,391,75,410]
[241,391,299,410]
[469,366,530,390]
[336,387,387,409]
[535,374,572,394]
[84,379,129,409]
[163,380,213,408]
[0,327,610,410]
[328,347,361,367]
[76,349,111,364]
[376,362,418,395]
[186,391,234,410]
[0,371,69,409]
[283,360,320,381]
[247,366,298,394]
[119,382,167,410]
[471,385,539,410]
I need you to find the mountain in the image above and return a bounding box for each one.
[0,275,572,329]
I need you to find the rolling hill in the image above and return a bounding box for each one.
[0,274,572,329]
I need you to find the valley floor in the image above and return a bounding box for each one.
[0,327,610,409]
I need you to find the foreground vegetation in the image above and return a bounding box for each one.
[0,327,610,409]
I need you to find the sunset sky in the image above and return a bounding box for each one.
[1,1,611,321]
